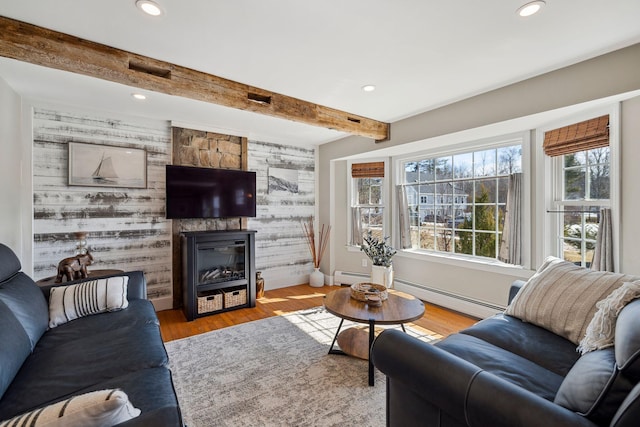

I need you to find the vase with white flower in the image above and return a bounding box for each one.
[360,230,397,289]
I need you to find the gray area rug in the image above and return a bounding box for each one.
[166,307,438,427]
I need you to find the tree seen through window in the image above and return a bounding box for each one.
[560,147,609,267]
[403,144,521,261]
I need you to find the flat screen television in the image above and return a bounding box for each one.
[165,165,256,219]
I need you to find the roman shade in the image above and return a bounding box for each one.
[351,162,384,178]
[543,115,609,157]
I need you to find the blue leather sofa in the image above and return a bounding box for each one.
[0,243,182,426]
[372,281,640,427]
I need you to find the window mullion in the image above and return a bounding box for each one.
[585,156,591,200]
[581,213,586,267]
[495,203,499,259]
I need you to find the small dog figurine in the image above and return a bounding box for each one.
[55,252,94,283]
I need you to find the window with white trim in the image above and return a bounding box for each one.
[401,142,522,261]
[350,162,385,245]
[545,115,612,268]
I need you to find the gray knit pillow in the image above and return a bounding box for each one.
[506,257,638,345]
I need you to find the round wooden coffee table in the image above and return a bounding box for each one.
[324,286,425,386]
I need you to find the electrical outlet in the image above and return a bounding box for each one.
[361,258,367,267]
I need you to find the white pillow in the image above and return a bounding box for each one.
[0,389,140,427]
[578,280,640,354]
[49,276,129,328]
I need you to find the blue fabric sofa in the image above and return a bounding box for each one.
[0,243,182,426]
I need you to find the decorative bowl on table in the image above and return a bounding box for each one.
[350,282,388,306]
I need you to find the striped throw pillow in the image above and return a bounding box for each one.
[506,257,638,345]
[0,389,140,427]
[48,276,129,328]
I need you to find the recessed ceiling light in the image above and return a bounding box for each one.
[362,85,376,92]
[132,93,147,100]
[517,1,545,17]
[136,0,163,16]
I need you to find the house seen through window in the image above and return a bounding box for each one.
[401,144,522,261]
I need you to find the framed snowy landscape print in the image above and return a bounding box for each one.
[68,142,147,188]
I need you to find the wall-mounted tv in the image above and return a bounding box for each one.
[165,165,256,219]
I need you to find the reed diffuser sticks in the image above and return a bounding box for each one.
[302,217,331,268]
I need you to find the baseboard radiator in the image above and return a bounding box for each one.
[333,270,370,286]
[333,270,504,319]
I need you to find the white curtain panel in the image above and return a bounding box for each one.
[591,208,614,272]
[350,207,363,246]
[396,185,412,249]
[499,173,522,265]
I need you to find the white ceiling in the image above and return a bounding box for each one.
[1,0,640,147]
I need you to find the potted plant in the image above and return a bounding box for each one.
[361,230,397,288]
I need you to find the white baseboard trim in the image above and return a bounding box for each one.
[266,281,302,291]
[150,296,173,312]
[334,270,370,286]
[264,274,312,290]
[334,270,504,319]
[394,280,504,320]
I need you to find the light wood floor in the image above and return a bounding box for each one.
[157,284,479,342]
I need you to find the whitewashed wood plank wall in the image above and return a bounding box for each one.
[247,141,316,289]
[32,108,173,304]
[31,107,317,305]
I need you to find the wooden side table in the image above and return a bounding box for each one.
[324,286,425,386]
[35,269,125,287]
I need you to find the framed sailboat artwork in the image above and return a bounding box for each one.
[68,142,147,188]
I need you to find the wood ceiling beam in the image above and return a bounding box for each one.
[0,16,390,141]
